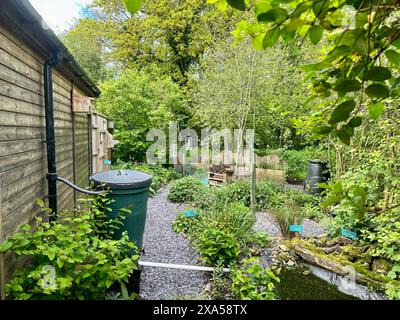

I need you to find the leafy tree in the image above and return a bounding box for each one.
[60,18,110,84]
[189,38,318,149]
[80,0,243,84]
[96,67,188,162]
[208,0,400,144]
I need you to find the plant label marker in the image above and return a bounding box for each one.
[341,228,357,240]
[184,210,198,218]
[289,225,303,233]
[103,160,112,165]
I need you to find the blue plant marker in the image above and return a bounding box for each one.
[184,210,198,218]
[200,179,209,185]
[341,228,357,240]
[289,225,303,233]
[104,160,112,165]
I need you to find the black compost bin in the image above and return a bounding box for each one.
[305,160,330,195]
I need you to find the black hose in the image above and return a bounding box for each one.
[56,177,105,196]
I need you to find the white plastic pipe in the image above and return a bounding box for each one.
[138,260,230,273]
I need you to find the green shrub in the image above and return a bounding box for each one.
[279,149,311,182]
[231,258,280,300]
[303,202,327,222]
[286,189,315,206]
[168,176,204,203]
[386,282,400,300]
[270,195,305,237]
[199,203,255,239]
[196,224,240,266]
[208,264,232,299]
[362,208,400,265]
[182,202,256,266]
[189,178,313,212]
[255,180,284,210]
[0,198,139,300]
[243,231,271,249]
[211,179,285,210]
[172,211,200,235]
[96,67,187,163]
[216,180,251,207]
[192,185,218,209]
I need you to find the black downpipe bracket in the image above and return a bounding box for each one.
[44,53,103,220]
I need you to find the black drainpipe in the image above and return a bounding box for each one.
[44,52,103,221]
[44,52,64,219]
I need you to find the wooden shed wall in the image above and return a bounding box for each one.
[0,24,91,296]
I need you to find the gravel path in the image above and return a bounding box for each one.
[254,211,326,238]
[139,187,208,300]
[139,185,325,299]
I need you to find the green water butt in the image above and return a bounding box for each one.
[106,187,150,248]
[90,170,153,249]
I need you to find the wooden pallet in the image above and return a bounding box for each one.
[208,172,227,187]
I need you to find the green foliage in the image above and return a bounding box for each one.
[368,102,385,119]
[188,177,314,213]
[243,231,271,249]
[196,225,240,266]
[255,180,285,210]
[189,38,316,150]
[191,179,285,211]
[279,149,312,182]
[60,19,110,84]
[0,198,139,300]
[173,201,257,266]
[303,202,327,222]
[270,195,305,237]
[96,67,187,162]
[123,0,142,14]
[193,203,251,266]
[168,177,204,203]
[286,188,316,207]
[211,0,400,143]
[112,160,181,195]
[208,264,232,300]
[216,180,252,207]
[388,265,400,280]
[192,184,218,209]
[213,179,284,210]
[85,0,242,83]
[172,211,199,235]
[321,180,368,232]
[198,202,255,239]
[231,258,280,300]
[386,284,400,300]
[362,208,400,264]
[317,113,400,263]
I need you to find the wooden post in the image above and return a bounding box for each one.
[290,232,300,239]
[71,82,77,204]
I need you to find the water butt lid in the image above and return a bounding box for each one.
[90,170,153,190]
[309,159,326,164]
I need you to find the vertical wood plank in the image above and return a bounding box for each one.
[71,82,77,203]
